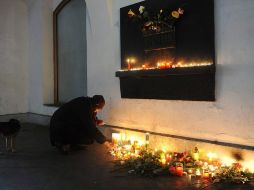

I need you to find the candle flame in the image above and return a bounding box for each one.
[119,60,213,71]
[207,152,217,161]
[221,157,235,167]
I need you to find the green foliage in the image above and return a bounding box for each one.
[213,166,254,184]
[110,145,254,184]
[114,148,167,177]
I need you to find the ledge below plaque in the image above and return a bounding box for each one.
[115,66,215,101]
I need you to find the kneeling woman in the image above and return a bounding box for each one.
[50,95,108,154]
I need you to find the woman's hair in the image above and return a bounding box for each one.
[92,95,105,109]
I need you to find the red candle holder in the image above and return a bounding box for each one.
[203,170,210,179]
[175,164,184,176]
[169,162,184,176]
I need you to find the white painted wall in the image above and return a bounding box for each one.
[0,0,29,114]
[0,0,56,116]
[26,0,111,116]
[28,0,56,115]
[86,0,254,146]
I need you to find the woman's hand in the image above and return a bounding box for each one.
[96,119,105,126]
[104,141,111,149]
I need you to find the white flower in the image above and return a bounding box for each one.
[178,8,184,15]
[139,6,145,14]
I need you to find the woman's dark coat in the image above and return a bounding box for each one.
[50,97,106,146]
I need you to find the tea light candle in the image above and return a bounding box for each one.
[112,133,121,144]
[187,169,194,174]
[203,170,210,179]
[175,162,184,176]
[176,165,184,176]
[196,169,201,177]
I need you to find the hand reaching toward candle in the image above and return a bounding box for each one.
[96,119,105,126]
[104,141,111,149]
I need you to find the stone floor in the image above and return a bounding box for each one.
[0,123,254,190]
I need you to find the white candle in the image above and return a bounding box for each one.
[112,133,121,144]
[145,132,150,145]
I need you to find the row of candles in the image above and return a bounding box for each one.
[110,132,253,179]
[124,57,212,71]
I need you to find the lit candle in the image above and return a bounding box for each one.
[112,133,121,144]
[207,152,217,163]
[129,136,136,145]
[121,133,126,144]
[187,168,194,174]
[160,153,166,165]
[166,154,172,162]
[175,163,184,176]
[161,158,166,165]
[126,59,131,70]
[142,64,148,69]
[165,62,171,69]
[195,168,201,177]
[193,153,199,161]
[133,140,139,148]
[157,62,166,69]
[129,58,136,70]
[193,147,199,161]
[157,62,161,69]
[203,170,210,179]
[145,133,149,145]
[203,162,208,170]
